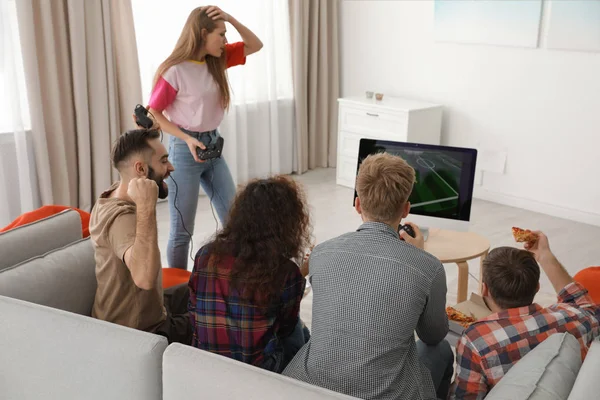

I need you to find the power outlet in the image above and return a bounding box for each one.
[475,170,484,186]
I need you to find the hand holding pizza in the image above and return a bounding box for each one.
[512,227,553,262]
[524,231,551,262]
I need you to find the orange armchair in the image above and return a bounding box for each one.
[162,268,192,289]
[1,205,90,237]
[574,267,600,304]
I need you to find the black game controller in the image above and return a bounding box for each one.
[134,104,154,129]
[398,224,416,239]
[197,136,224,161]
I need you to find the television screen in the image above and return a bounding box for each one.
[355,139,478,222]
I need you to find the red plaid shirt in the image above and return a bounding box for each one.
[451,282,600,400]
[188,246,305,371]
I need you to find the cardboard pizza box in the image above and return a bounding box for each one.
[448,293,492,335]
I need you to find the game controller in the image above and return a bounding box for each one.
[134,104,154,129]
[398,224,416,239]
[197,136,224,161]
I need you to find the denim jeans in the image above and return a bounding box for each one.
[167,129,236,269]
[262,319,311,373]
[416,339,454,400]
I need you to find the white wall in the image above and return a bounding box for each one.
[340,0,600,226]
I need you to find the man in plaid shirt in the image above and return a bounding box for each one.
[451,232,600,399]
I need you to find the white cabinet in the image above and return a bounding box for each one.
[336,96,443,189]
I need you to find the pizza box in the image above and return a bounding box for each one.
[448,292,492,335]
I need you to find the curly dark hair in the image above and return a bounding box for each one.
[208,175,312,307]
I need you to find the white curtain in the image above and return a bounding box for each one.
[0,0,39,228]
[15,0,143,211]
[132,0,295,186]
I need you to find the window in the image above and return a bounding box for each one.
[131,0,293,105]
[0,0,31,134]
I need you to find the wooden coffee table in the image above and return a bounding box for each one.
[424,229,490,303]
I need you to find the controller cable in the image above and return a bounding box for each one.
[138,105,219,262]
[168,144,219,263]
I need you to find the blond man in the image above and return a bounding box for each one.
[283,153,452,400]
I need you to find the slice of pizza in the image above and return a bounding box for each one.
[512,227,539,243]
[446,306,477,328]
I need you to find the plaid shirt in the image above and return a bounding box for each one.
[451,282,600,399]
[188,246,305,371]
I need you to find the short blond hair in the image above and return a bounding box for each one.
[355,153,415,222]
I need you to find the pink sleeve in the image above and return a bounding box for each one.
[148,76,177,112]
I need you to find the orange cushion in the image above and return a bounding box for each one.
[162,268,192,289]
[574,267,600,304]
[1,205,91,238]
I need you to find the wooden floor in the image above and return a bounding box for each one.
[156,168,600,329]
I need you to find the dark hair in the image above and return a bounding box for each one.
[482,247,540,309]
[208,176,312,307]
[111,129,161,170]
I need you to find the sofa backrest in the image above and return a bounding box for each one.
[0,295,167,400]
[486,332,582,400]
[567,339,600,400]
[162,343,360,400]
[0,237,97,315]
[0,209,82,271]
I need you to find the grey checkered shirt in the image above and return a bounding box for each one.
[283,222,448,400]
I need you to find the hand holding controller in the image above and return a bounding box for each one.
[399,222,424,250]
[197,136,225,161]
[398,224,415,238]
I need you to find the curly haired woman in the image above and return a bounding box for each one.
[188,176,312,372]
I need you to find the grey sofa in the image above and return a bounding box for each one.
[163,343,358,400]
[0,210,360,400]
[485,331,594,400]
[0,209,82,272]
[1,209,599,400]
[0,295,167,400]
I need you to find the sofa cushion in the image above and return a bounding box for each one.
[0,237,96,315]
[567,340,600,400]
[162,343,360,400]
[0,295,166,400]
[0,209,82,272]
[486,332,582,400]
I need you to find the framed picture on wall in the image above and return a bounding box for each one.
[546,0,600,53]
[434,0,543,48]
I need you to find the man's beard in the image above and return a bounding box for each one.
[147,166,168,199]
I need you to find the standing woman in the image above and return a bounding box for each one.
[148,6,263,269]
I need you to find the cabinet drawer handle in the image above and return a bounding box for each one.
[366,112,379,117]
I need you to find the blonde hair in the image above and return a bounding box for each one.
[153,7,231,110]
[355,153,416,223]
